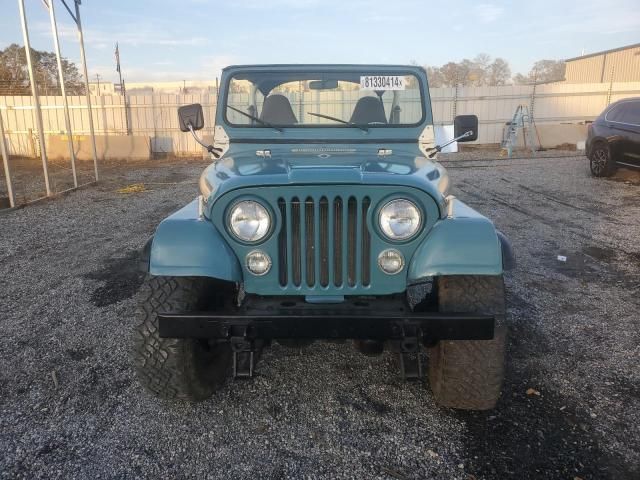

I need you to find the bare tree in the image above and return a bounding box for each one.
[439,62,462,87]
[0,43,85,95]
[469,54,491,86]
[0,44,30,95]
[487,58,511,86]
[513,59,566,84]
[425,66,444,87]
[423,54,513,87]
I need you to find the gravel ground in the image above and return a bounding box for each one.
[0,153,638,479]
[0,157,99,206]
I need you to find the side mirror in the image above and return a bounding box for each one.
[178,103,204,132]
[454,114,478,142]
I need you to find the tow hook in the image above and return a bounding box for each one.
[396,324,424,380]
[230,337,256,379]
[228,324,261,379]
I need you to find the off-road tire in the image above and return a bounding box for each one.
[134,275,232,401]
[428,275,507,410]
[589,142,614,177]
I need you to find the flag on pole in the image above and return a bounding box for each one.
[115,43,121,73]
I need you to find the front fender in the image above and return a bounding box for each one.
[408,199,509,281]
[146,199,242,281]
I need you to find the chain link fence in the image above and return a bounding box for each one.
[2,81,640,209]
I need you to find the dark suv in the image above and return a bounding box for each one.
[587,98,640,177]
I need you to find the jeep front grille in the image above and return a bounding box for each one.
[277,195,371,289]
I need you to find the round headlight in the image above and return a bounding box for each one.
[378,249,405,275]
[379,199,422,241]
[246,250,272,276]
[229,200,271,242]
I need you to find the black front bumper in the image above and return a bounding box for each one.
[158,298,495,342]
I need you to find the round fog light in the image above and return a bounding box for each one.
[378,249,405,275]
[246,250,271,276]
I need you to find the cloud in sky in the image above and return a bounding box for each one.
[201,54,243,78]
[237,0,324,9]
[474,3,504,23]
[32,21,210,48]
[1,0,639,83]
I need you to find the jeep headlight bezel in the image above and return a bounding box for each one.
[378,198,422,241]
[228,200,272,243]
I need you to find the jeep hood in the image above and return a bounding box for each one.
[202,144,449,210]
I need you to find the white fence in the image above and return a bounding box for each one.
[1,82,640,157]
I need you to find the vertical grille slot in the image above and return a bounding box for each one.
[305,197,315,287]
[361,197,371,286]
[333,197,343,287]
[277,198,287,286]
[291,197,302,286]
[319,197,329,287]
[347,196,357,287]
[276,193,371,290]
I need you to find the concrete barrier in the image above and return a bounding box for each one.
[44,124,587,161]
[516,123,588,149]
[536,124,588,149]
[47,135,151,161]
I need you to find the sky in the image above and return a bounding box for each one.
[1,0,639,84]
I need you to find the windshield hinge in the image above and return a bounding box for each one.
[256,149,271,158]
[377,148,393,157]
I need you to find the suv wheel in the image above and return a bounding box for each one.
[134,275,232,401]
[589,143,614,177]
[428,275,507,410]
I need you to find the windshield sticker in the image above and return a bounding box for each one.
[360,75,405,90]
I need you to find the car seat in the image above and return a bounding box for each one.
[260,94,298,125]
[349,96,387,125]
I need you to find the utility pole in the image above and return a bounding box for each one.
[115,42,130,134]
[115,42,125,94]
[95,73,101,94]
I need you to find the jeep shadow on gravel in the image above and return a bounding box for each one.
[134,65,515,410]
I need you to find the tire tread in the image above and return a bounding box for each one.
[133,276,230,401]
[428,275,507,410]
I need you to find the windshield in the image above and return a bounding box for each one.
[224,69,425,128]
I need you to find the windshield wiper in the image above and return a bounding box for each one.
[307,112,368,132]
[227,105,283,132]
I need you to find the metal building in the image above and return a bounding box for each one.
[564,43,640,83]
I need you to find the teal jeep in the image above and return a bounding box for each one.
[134,64,515,410]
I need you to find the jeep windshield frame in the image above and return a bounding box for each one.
[220,66,428,132]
